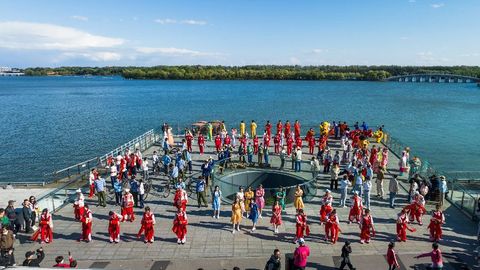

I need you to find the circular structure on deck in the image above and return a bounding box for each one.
[215,169,316,205]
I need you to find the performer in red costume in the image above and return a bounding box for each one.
[369,145,378,167]
[73,189,85,221]
[224,134,231,146]
[406,191,426,225]
[214,134,222,153]
[172,208,188,244]
[428,204,445,242]
[185,131,194,152]
[318,135,328,152]
[294,120,301,139]
[263,132,271,148]
[265,121,272,138]
[295,136,303,150]
[108,211,121,243]
[137,206,156,243]
[173,186,188,211]
[307,135,315,155]
[31,208,53,243]
[359,209,375,244]
[121,189,135,222]
[276,120,283,135]
[273,133,281,154]
[286,135,294,156]
[325,209,341,244]
[197,133,205,155]
[284,120,291,138]
[396,209,416,242]
[319,190,333,223]
[348,191,363,224]
[294,209,309,243]
[79,205,92,242]
[253,136,259,154]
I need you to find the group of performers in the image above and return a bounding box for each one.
[26,120,446,250]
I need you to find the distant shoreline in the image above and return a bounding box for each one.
[19,65,480,81]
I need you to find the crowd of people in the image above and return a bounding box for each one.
[0,119,449,269]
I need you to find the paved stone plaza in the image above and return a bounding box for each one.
[7,137,479,270]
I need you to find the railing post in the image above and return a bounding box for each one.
[461,191,465,208]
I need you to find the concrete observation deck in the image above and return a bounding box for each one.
[5,136,478,270]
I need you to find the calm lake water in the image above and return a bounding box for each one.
[0,76,479,182]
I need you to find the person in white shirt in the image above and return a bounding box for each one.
[363,178,372,209]
[142,157,149,181]
[138,179,145,208]
[110,163,118,188]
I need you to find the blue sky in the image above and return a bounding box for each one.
[1,0,479,67]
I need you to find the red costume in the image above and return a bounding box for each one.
[295,136,303,150]
[348,195,363,223]
[294,121,301,139]
[172,211,188,243]
[185,133,194,152]
[263,134,271,147]
[407,194,426,225]
[173,188,188,211]
[224,135,231,146]
[214,135,222,152]
[325,213,340,244]
[108,212,121,243]
[73,193,85,220]
[138,212,156,243]
[318,135,327,152]
[80,208,92,242]
[265,122,272,137]
[253,136,259,154]
[270,205,282,225]
[369,147,378,167]
[360,214,375,243]
[197,134,205,155]
[273,134,281,154]
[121,193,135,222]
[295,213,309,240]
[307,136,315,155]
[320,194,333,222]
[284,122,291,138]
[396,212,409,242]
[88,171,98,198]
[118,158,126,180]
[428,210,445,241]
[286,136,294,155]
[276,122,283,135]
[239,136,247,154]
[32,211,53,243]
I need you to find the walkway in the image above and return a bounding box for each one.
[8,137,478,270]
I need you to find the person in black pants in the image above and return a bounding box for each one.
[339,241,356,270]
[22,199,33,233]
[5,201,20,235]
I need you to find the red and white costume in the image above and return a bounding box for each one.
[286,136,294,155]
[319,193,333,223]
[224,134,231,146]
[197,134,205,155]
[273,134,281,154]
[173,188,188,211]
[121,193,135,222]
[270,205,282,226]
[138,212,156,243]
[73,193,85,220]
[265,122,272,138]
[172,211,188,244]
[348,195,363,223]
[32,211,53,243]
[263,134,271,148]
[108,212,121,243]
[295,136,303,150]
[407,193,426,225]
[295,213,309,241]
[307,136,315,155]
[88,171,98,198]
[396,212,409,242]
[80,208,93,242]
[253,136,259,154]
[284,122,291,139]
[276,122,283,136]
[360,214,375,243]
[428,210,445,241]
[325,212,340,244]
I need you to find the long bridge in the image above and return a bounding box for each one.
[386,73,479,83]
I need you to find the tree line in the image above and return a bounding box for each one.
[23,65,480,81]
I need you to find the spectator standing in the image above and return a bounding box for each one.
[0,226,15,267]
[293,238,310,270]
[295,147,302,172]
[330,164,340,190]
[0,208,9,229]
[196,177,208,208]
[113,178,123,206]
[138,179,145,209]
[130,177,140,208]
[376,166,385,199]
[310,157,320,179]
[339,175,351,208]
[279,146,286,170]
[94,177,107,207]
[439,176,448,206]
[265,249,281,270]
[29,196,39,228]
[389,175,399,209]
[22,199,33,233]
[5,201,20,234]
[363,178,372,210]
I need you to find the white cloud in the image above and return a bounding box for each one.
[431,3,445,8]
[312,49,326,54]
[400,36,409,40]
[154,18,177,24]
[61,51,122,61]
[71,15,88,21]
[154,18,207,25]
[289,57,301,65]
[136,47,219,57]
[416,51,449,64]
[180,20,207,25]
[0,21,124,51]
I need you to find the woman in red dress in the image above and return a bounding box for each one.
[270,200,282,234]
[172,208,188,244]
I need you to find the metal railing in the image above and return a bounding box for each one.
[383,132,480,220]
[38,129,159,213]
